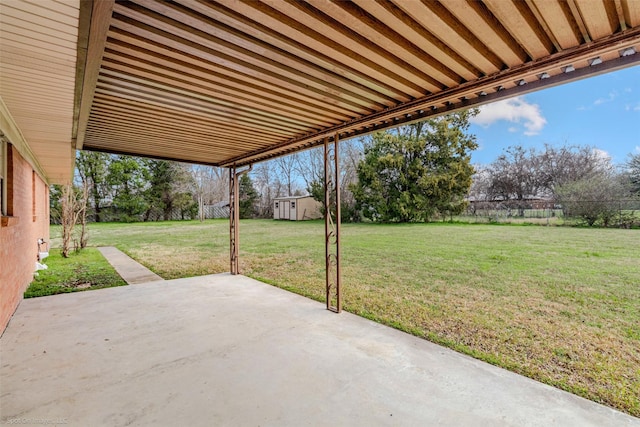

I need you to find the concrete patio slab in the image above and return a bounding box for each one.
[1,274,638,427]
[97,246,164,284]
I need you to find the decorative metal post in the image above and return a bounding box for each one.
[324,135,342,313]
[229,165,252,275]
[229,165,239,275]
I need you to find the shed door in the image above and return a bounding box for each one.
[290,200,297,220]
[280,201,290,219]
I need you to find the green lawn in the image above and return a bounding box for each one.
[26,248,127,298]
[50,220,640,416]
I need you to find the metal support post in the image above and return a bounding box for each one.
[229,166,238,274]
[229,164,252,275]
[324,135,341,313]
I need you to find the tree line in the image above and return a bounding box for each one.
[52,109,640,241]
[471,144,640,226]
[52,154,198,223]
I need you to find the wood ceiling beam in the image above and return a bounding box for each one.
[566,0,591,43]
[614,0,627,31]
[83,129,252,155]
[84,127,253,153]
[355,0,483,79]
[442,0,529,66]
[623,0,640,27]
[525,0,563,52]
[483,0,554,58]
[74,0,114,150]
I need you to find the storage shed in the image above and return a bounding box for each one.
[274,196,322,221]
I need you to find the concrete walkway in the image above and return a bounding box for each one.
[97,246,163,284]
[1,274,637,426]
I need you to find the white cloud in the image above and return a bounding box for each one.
[471,96,547,136]
[594,91,617,105]
[636,146,640,153]
[592,148,611,161]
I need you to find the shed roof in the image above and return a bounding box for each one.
[274,195,315,201]
[1,0,639,183]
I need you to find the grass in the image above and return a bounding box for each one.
[50,220,640,416]
[25,248,127,298]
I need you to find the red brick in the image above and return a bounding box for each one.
[1,146,49,333]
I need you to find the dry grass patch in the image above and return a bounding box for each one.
[123,244,228,279]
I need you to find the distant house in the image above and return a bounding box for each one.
[468,197,553,211]
[273,196,322,221]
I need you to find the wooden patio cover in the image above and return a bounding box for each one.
[2,0,640,182]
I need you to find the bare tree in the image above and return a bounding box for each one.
[539,144,613,195]
[300,138,364,222]
[252,162,283,218]
[77,181,90,249]
[295,147,324,189]
[469,165,492,202]
[252,139,364,221]
[274,153,300,196]
[487,146,545,204]
[295,141,363,193]
[485,144,614,205]
[60,183,89,258]
[190,165,227,221]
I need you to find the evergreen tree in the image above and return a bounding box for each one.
[352,110,478,222]
[143,160,196,220]
[107,155,149,222]
[627,153,640,195]
[239,173,258,219]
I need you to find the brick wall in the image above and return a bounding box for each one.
[1,145,50,333]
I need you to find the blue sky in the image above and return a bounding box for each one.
[469,65,640,166]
